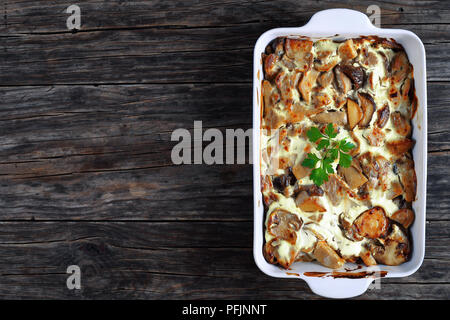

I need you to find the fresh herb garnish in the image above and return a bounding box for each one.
[301,123,355,186]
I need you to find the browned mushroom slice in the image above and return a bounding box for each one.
[349,131,361,156]
[298,68,319,104]
[391,112,412,137]
[292,160,312,180]
[360,250,377,266]
[317,70,334,88]
[391,52,410,84]
[296,184,324,197]
[340,64,365,89]
[264,239,298,269]
[310,110,347,126]
[338,162,368,190]
[391,208,415,229]
[275,70,301,106]
[376,38,403,50]
[353,207,390,239]
[370,223,411,266]
[322,174,349,206]
[359,152,390,190]
[263,105,285,129]
[334,66,352,94]
[396,156,417,202]
[284,38,313,71]
[295,192,326,212]
[281,54,296,71]
[315,56,339,72]
[386,138,415,157]
[388,85,401,109]
[263,53,281,79]
[339,213,364,242]
[267,208,302,244]
[364,127,385,147]
[376,103,390,128]
[313,240,345,269]
[346,99,363,130]
[338,39,358,60]
[358,92,376,127]
[262,80,280,111]
[312,92,332,108]
[386,181,403,200]
[362,51,379,68]
[401,77,412,102]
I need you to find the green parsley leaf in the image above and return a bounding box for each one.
[317,138,330,151]
[310,168,329,186]
[325,123,337,139]
[307,127,324,143]
[339,151,352,168]
[302,124,355,186]
[301,153,320,168]
[339,139,356,153]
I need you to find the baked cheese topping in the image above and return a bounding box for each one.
[261,37,417,269]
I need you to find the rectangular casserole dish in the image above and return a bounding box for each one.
[253,8,427,299]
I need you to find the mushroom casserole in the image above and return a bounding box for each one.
[261,36,417,269]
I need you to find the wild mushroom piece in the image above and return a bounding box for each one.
[358,92,376,128]
[313,240,346,269]
[267,209,303,245]
[339,213,364,242]
[364,127,386,147]
[386,139,415,157]
[296,184,324,197]
[263,53,281,79]
[370,223,411,266]
[312,92,332,108]
[359,153,390,190]
[340,64,365,89]
[391,51,411,84]
[386,181,404,200]
[297,197,327,213]
[275,70,301,107]
[310,110,347,126]
[317,70,334,88]
[376,104,390,128]
[292,160,312,180]
[284,38,314,71]
[391,208,415,229]
[264,239,299,269]
[262,80,280,111]
[395,156,417,202]
[391,111,412,137]
[346,99,363,130]
[360,250,377,266]
[353,207,390,239]
[338,162,368,190]
[298,68,319,104]
[338,39,358,60]
[315,56,339,72]
[334,66,353,95]
[321,174,349,206]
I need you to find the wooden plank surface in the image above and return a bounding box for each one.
[0,0,449,299]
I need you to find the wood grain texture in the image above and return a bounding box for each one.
[0,0,449,299]
[0,221,447,299]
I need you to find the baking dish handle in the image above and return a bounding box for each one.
[302,8,378,33]
[304,277,373,299]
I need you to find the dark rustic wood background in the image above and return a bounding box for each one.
[0,0,448,300]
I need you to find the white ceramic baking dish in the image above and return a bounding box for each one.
[253,8,427,299]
